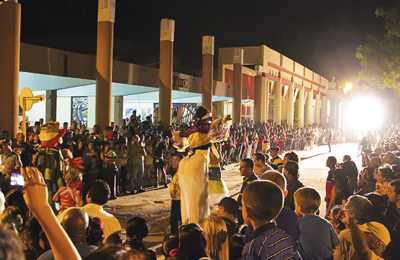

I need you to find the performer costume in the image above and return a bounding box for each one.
[34,122,66,213]
[208,164,229,206]
[172,109,230,225]
[208,144,229,206]
[54,150,85,215]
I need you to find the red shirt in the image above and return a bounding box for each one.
[58,187,81,213]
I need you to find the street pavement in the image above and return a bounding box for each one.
[103,142,361,254]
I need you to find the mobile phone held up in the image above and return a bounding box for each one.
[9,171,25,189]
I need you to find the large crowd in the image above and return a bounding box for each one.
[1,110,400,259]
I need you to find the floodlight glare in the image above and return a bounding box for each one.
[346,96,383,131]
[345,83,353,90]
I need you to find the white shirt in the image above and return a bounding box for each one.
[82,203,122,242]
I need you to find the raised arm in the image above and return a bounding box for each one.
[337,209,372,260]
[21,167,81,260]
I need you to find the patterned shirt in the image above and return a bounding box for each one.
[270,156,283,170]
[34,147,64,193]
[243,223,301,260]
[57,187,81,213]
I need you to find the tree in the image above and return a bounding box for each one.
[357,1,400,90]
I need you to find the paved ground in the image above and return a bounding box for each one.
[103,142,361,254]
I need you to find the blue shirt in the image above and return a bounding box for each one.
[242,223,301,260]
[297,215,339,260]
[244,207,300,245]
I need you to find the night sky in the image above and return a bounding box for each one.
[18,0,386,84]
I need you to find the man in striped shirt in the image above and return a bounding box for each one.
[242,181,301,260]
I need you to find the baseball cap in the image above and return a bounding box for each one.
[359,222,391,246]
[271,146,280,152]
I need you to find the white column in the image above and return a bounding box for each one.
[45,90,57,122]
[262,79,269,123]
[254,68,263,123]
[96,0,116,130]
[329,98,335,128]
[158,19,175,129]
[306,90,313,126]
[112,96,123,125]
[297,86,304,127]
[273,80,282,124]
[233,48,243,123]
[321,95,328,126]
[315,92,321,125]
[202,36,214,111]
[287,83,295,127]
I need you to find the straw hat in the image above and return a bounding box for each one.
[40,121,66,142]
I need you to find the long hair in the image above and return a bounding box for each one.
[179,224,208,260]
[203,216,229,260]
[333,169,350,199]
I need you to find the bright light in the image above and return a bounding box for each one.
[345,83,353,90]
[346,96,384,131]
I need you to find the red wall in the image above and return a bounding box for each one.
[224,69,255,100]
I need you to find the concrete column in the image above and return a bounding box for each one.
[45,90,57,122]
[273,80,282,124]
[158,19,175,129]
[281,98,288,123]
[202,36,214,111]
[335,101,340,129]
[315,92,321,125]
[0,0,21,137]
[321,95,328,126]
[254,67,263,124]
[287,83,295,128]
[232,49,243,123]
[263,79,270,123]
[113,96,123,125]
[95,0,115,130]
[306,90,313,125]
[297,86,304,127]
[216,101,225,119]
[329,99,336,128]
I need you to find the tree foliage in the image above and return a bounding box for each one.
[357,1,400,89]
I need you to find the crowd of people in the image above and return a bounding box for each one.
[0,112,343,203]
[1,108,400,259]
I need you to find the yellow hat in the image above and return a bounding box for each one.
[359,222,391,246]
[40,121,66,142]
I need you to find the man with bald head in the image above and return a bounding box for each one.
[37,208,98,260]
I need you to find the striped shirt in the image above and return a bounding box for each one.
[243,223,301,260]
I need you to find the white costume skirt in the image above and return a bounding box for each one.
[179,149,210,225]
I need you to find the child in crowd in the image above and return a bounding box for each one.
[229,234,245,260]
[294,187,339,260]
[170,154,183,235]
[53,167,83,215]
[241,181,300,260]
[244,170,300,245]
[162,233,179,259]
[126,216,149,242]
